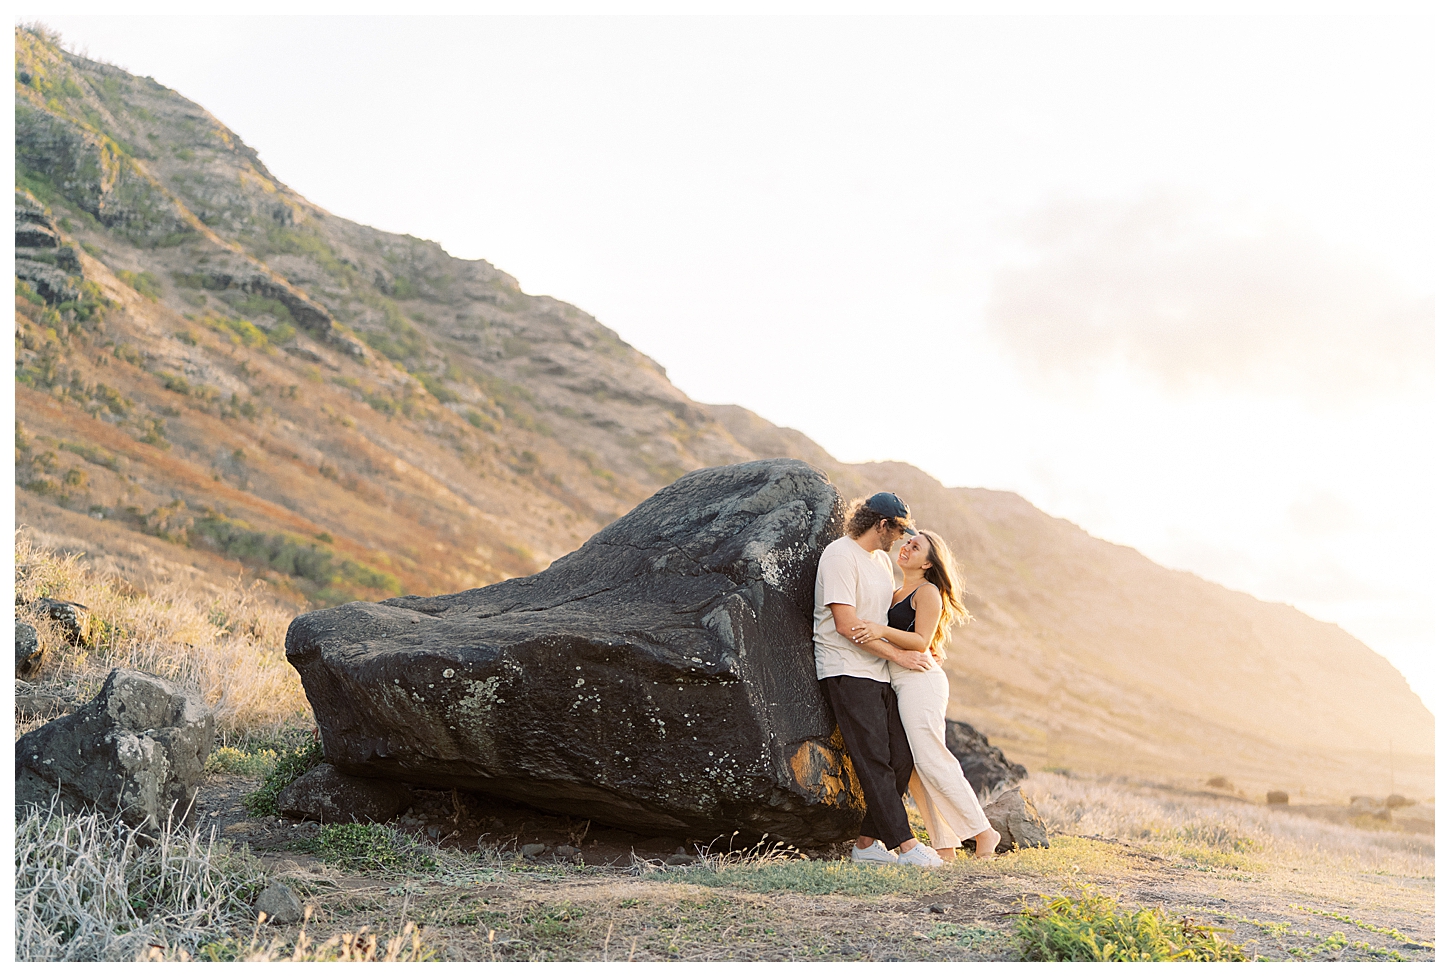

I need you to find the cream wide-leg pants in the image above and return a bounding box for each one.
[889,661,991,849]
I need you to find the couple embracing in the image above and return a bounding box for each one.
[813,492,1001,867]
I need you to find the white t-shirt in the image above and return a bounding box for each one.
[812,535,896,682]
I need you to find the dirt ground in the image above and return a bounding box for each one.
[195,773,1436,962]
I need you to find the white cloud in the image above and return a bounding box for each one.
[985,195,1433,405]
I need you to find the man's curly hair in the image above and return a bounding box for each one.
[844,498,910,539]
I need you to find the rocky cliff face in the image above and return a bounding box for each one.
[13,25,1432,800]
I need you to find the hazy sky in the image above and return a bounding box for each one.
[34,15,1439,708]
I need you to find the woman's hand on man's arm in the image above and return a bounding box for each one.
[851,621,927,651]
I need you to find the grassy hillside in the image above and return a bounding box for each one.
[13,24,1431,801]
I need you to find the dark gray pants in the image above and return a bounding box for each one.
[822,674,914,849]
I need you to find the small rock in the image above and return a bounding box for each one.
[276,763,413,824]
[1385,794,1411,809]
[426,825,441,841]
[1266,790,1289,806]
[556,845,581,857]
[665,852,696,866]
[15,621,40,678]
[521,843,548,857]
[255,881,303,925]
[982,787,1049,852]
[928,904,948,914]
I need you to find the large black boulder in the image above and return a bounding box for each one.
[286,460,866,845]
[944,718,1027,796]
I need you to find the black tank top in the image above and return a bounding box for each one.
[887,586,921,632]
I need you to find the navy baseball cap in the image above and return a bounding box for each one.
[865,492,917,535]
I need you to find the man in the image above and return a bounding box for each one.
[813,491,942,868]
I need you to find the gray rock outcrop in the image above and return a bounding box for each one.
[943,719,1027,796]
[15,668,215,828]
[16,621,41,677]
[980,787,1049,852]
[286,459,865,845]
[14,189,82,303]
[276,763,414,824]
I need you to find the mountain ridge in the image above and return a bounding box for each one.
[13,25,1431,801]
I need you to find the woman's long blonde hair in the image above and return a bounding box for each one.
[919,530,971,657]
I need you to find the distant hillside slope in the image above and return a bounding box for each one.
[13,25,1430,800]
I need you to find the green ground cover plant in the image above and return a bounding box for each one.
[244,741,323,816]
[304,823,439,875]
[1014,884,1248,961]
[1291,904,1433,949]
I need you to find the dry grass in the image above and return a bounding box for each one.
[14,531,311,738]
[156,911,435,962]
[1026,771,1434,878]
[14,802,268,961]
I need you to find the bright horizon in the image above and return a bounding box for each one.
[29,14,1440,711]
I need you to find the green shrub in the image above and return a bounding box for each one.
[58,439,122,471]
[244,741,323,816]
[1015,885,1248,961]
[464,408,496,431]
[204,745,279,777]
[138,419,171,450]
[115,269,162,300]
[55,281,109,323]
[305,823,438,874]
[411,369,457,403]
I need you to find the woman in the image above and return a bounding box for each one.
[850,530,1001,861]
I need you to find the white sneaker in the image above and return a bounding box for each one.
[850,841,898,865]
[896,844,945,868]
